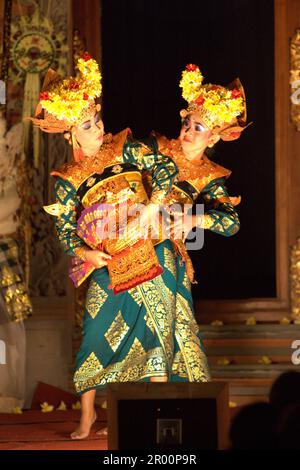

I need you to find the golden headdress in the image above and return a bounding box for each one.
[179,64,250,141]
[29,53,102,134]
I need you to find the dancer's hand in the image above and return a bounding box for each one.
[124,203,160,241]
[83,249,112,268]
[170,213,200,241]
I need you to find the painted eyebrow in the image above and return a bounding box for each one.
[82,112,98,126]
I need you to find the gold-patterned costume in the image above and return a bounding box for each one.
[140,134,240,389]
[51,129,210,394]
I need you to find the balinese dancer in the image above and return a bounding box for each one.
[146,64,249,383]
[30,54,185,440]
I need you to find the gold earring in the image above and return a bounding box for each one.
[71,131,80,149]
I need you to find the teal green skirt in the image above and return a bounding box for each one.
[74,240,210,395]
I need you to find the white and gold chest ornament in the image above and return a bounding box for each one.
[86,177,97,188]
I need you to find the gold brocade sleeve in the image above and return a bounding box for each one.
[53,177,85,256]
[201,177,240,237]
[122,135,178,203]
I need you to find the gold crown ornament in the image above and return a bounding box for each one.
[179,64,250,141]
[29,53,102,134]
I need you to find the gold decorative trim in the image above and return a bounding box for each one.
[104,310,130,352]
[291,237,300,320]
[290,29,300,130]
[137,278,175,374]
[175,293,211,382]
[74,340,168,393]
[163,246,176,278]
[86,279,108,319]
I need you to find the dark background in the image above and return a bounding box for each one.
[101,0,276,300]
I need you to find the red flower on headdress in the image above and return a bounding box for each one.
[210,85,220,91]
[231,88,242,99]
[83,93,89,100]
[186,63,198,72]
[82,52,92,61]
[195,95,205,106]
[69,80,79,90]
[39,92,50,101]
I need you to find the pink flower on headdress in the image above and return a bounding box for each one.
[83,93,89,100]
[82,52,92,61]
[231,88,242,99]
[195,95,205,106]
[39,92,50,101]
[186,63,198,72]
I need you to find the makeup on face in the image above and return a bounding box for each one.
[179,112,214,158]
[80,111,102,131]
[181,116,207,133]
[75,110,104,154]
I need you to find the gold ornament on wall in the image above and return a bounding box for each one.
[9,0,68,166]
[290,29,300,130]
[290,237,300,321]
[73,29,86,73]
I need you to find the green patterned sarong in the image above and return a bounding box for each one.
[74,239,210,395]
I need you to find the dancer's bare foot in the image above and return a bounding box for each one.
[70,410,97,440]
[96,426,108,438]
[150,376,168,382]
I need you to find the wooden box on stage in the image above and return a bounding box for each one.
[107,382,230,450]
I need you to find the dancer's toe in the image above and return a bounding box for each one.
[70,410,97,440]
[96,426,108,437]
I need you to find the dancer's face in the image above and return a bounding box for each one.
[74,110,104,154]
[179,112,219,155]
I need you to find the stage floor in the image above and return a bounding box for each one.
[0,407,242,450]
[0,410,108,450]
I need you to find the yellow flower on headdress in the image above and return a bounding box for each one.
[39,52,102,125]
[179,64,245,128]
[179,64,204,102]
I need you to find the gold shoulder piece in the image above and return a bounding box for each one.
[51,161,87,190]
[151,132,171,153]
[51,160,79,179]
[113,128,131,155]
[43,203,66,217]
[203,155,232,180]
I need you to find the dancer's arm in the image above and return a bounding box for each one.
[200,177,240,237]
[122,135,178,205]
[53,177,110,266]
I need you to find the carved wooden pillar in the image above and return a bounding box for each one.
[197,0,300,324]
[71,0,102,66]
